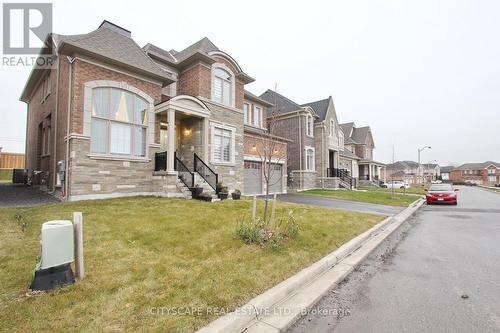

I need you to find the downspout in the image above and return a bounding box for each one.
[64,56,76,199]
[297,111,302,190]
[321,123,324,189]
[24,103,29,169]
[52,56,61,191]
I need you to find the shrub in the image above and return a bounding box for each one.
[235,210,299,248]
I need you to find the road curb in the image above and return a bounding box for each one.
[196,198,425,333]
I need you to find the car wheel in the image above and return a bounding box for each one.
[453,202,458,205]
[400,186,405,189]
[426,201,431,205]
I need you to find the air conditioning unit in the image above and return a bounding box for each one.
[30,220,75,291]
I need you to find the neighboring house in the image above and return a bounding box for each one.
[242,90,289,195]
[259,91,351,190]
[439,165,455,181]
[21,20,286,200]
[385,160,440,184]
[449,161,500,185]
[340,122,385,184]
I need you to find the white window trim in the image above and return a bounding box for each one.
[254,105,262,128]
[210,121,236,165]
[82,80,155,161]
[304,145,315,171]
[243,102,250,125]
[329,119,335,137]
[306,114,314,137]
[211,63,235,108]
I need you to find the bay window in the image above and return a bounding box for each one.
[213,67,232,106]
[90,87,148,157]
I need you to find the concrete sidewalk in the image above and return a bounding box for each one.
[277,194,404,216]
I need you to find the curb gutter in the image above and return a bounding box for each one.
[197,199,425,333]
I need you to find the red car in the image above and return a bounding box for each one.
[425,184,459,205]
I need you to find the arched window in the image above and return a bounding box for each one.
[305,146,315,171]
[90,87,148,157]
[212,67,232,106]
[306,114,314,137]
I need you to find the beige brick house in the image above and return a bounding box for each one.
[259,91,354,190]
[21,21,287,200]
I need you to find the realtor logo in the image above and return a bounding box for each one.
[2,3,52,55]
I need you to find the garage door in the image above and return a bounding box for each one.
[269,163,283,193]
[244,161,262,195]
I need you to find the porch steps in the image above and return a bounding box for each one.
[339,179,352,190]
[175,179,192,199]
[193,173,220,202]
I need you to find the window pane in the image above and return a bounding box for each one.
[213,134,222,161]
[92,88,109,117]
[244,104,249,124]
[135,97,148,125]
[222,81,230,105]
[215,68,231,80]
[135,126,146,157]
[110,122,131,154]
[91,118,107,153]
[222,136,230,162]
[213,78,222,103]
[111,90,133,122]
[254,107,261,126]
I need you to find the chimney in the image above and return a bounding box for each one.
[99,20,131,37]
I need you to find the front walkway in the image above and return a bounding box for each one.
[277,194,403,216]
[0,184,59,208]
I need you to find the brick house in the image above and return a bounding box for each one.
[21,21,287,200]
[384,160,440,184]
[259,91,354,190]
[339,122,385,185]
[449,162,500,185]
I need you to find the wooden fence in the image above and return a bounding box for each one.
[0,152,25,169]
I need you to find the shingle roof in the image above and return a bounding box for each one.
[339,148,360,160]
[340,122,354,138]
[53,24,172,82]
[259,90,302,115]
[173,37,220,63]
[301,97,330,121]
[351,126,370,144]
[244,90,273,107]
[143,43,177,63]
[440,166,455,173]
[455,161,500,170]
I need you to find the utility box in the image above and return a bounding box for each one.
[30,220,75,291]
[39,220,74,269]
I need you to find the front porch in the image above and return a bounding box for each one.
[154,96,219,199]
[358,160,386,184]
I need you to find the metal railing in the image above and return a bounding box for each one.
[327,168,356,189]
[326,167,340,177]
[154,151,167,171]
[174,152,194,188]
[193,153,218,192]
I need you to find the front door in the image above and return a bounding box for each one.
[329,150,335,176]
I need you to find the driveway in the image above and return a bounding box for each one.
[289,186,500,333]
[0,184,59,208]
[277,193,404,216]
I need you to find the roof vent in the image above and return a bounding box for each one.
[99,20,131,37]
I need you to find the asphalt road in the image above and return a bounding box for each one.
[288,186,500,333]
[277,194,404,216]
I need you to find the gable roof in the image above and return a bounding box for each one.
[244,90,273,107]
[351,126,371,145]
[260,90,303,115]
[340,122,354,138]
[144,37,254,83]
[301,97,330,121]
[455,161,500,170]
[440,166,455,173]
[53,22,172,83]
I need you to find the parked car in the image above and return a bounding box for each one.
[381,181,410,189]
[425,183,458,205]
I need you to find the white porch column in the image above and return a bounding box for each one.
[167,108,176,174]
[203,117,209,161]
[368,164,372,181]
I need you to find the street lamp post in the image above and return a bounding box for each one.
[417,146,431,184]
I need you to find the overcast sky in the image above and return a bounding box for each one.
[1,0,499,166]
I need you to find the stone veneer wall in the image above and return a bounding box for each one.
[289,170,317,190]
[203,99,244,193]
[317,177,340,189]
[67,138,182,200]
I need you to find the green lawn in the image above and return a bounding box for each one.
[0,197,383,333]
[301,189,422,207]
[0,168,12,183]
